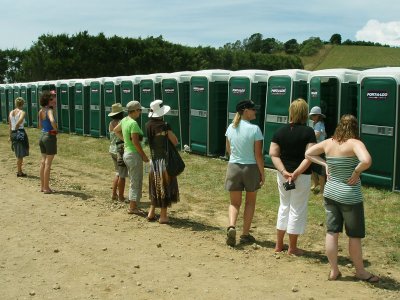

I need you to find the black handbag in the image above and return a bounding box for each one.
[165,128,185,177]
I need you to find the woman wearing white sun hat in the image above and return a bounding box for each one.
[145,99,180,224]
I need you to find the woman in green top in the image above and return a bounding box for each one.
[306,115,379,283]
[114,100,149,214]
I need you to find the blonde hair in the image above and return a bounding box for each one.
[232,112,241,128]
[15,97,25,108]
[332,114,359,144]
[289,98,308,124]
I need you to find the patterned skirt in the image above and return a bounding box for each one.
[149,158,179,208]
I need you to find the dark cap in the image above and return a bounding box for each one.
[236,100,255,112]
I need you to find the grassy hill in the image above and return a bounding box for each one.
[301,45,400,71]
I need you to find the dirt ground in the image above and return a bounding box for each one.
[0,128,399,299]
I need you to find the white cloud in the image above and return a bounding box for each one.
[356,20,400,46]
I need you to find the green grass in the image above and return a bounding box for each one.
[302,45,400,70]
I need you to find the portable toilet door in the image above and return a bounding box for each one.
[117,75,141,107]
[6,84,14,113]
[358,67,400,191]
[103,77,121,137]
[19,83,29,126]
[57,80,75,133]
[73,80,90,135]
[228,70,269,129]
[13,84,20,104]
[189,69,231,156]
[308,69,360,138]
[86,78,105,137]
[0,85,6,123]
[263,69,310,167]
[139,74,166,134]
[161,71,192,150]
[28,83,38,127]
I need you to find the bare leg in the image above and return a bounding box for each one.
[228,191,242,228]
[326,232,341,279]
[112,175,118,199]
[275,229,286,252]
[159,207,168,223]
[147,205,156,219]
[288,234,304,255]
[118,177,126,200]
[43,155,55,192]
[349,237,378,281]
[242,191,256,235]
[311,172,319,190]
[17,158,23,174]
[40,154,46,191]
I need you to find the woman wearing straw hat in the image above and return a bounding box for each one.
[108,103,128,202]
[145,99,180,224]
[309,106,327,193]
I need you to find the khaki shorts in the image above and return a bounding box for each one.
[225,163,261,192]
[110,153,128,178]
[39,132,57,155]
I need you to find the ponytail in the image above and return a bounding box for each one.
[232,112,241,128]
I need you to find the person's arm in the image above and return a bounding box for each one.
[8,113,11,142]
[225,138,231,156]
[167,130,178,146]
[113,123,123,140]
[347,140,372,185]
[47,109,58,130]
[15,111,26,128]
[255,140,265,185]
[132,133,149,162]
[291,142,315,181]
[269,142,291,180]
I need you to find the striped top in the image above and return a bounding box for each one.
[323,156,363,204]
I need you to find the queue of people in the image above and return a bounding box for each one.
[7,95,378,283]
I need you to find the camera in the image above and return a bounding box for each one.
[283,181,296,191]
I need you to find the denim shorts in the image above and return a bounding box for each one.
[324,197,365,238]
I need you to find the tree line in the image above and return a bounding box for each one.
[0,32,388,84]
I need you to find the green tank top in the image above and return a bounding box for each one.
[323,156,363,204]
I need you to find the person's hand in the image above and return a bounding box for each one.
[347,171,360,185]
[142,155,149,163]
[325,164,330,180]
[281,169,291,180]
[260,172,265,186]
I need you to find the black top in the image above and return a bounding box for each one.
[145,118,171,160]
[271,123,316,174]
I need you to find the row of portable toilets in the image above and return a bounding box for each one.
[1,68,399,191]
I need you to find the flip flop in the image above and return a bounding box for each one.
[146,215,159,222]
[357,274,380,283]
[43,190,54,194]
[127,209,143,215]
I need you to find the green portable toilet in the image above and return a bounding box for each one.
[358,67,400,190]
[139,73,167,134]
[263,69,310,167]
[57,79,76,133]
[308,69,360,138]
[189,69,231,156]
[228,70,269,129]
[103,77,121,136]
[28,82,39,127]
[161,71,193,150]
[86,77,105,137]
[13,84,20,103]
[19,83,30,126]
[117,75,141,107]
[73,79,90,136]
[0,84,6,123]
[6,84,14,113]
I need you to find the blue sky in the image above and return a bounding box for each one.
[1,0,400,50]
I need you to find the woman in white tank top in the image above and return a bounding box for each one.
[8,97,29,177]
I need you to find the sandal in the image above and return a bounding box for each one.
[17,172,27,177]
[146,215,159,222]
[356,274,380,283]
[43,190,54,194]
[127,208,143,215]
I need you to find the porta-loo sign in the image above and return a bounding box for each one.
[366,90,389,100]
